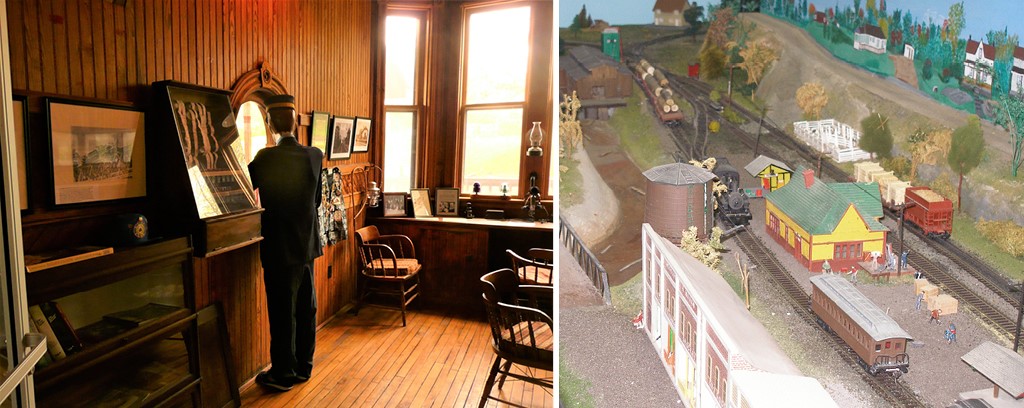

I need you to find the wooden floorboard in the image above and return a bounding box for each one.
[239,307,553,407]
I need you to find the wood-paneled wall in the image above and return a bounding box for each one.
[8,0,375,387]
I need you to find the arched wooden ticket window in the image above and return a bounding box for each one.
[230,62,290,162]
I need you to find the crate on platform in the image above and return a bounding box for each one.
[927,294,959,315]
[913,278,930,295]
[920,284,940,301]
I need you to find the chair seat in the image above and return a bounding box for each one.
[363,258,421,277]
[504,321,553,351]
[516,266,552,286]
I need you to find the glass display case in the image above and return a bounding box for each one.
[148,81,263,257]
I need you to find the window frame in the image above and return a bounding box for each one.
[455,0,553,199]
[383,7,430,193]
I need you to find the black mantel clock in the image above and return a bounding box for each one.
[147,80,263,257]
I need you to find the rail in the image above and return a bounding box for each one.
[558,215,612,305]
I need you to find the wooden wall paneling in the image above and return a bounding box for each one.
[50,1,69,94]
[124,1,137,97]
[39,1,57,94]
[23,0,41,91]
[8,0,25,89]
[102,1,117,98]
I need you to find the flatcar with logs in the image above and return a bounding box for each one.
[854,162,953,238]
[810,274,912,376]
[634,59,684,124]
[712,158,752,226]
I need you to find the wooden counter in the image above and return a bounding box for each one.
[372,217,554,312]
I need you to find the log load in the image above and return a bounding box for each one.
[927,294,959,315]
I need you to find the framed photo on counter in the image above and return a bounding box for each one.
[435,188,459,217]
[383,192,407,217]
[410,188,431,217]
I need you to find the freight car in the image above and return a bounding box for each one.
[853,162,953,238]
[634,60,684,124]
[712,158,752,226]
[903,187,953,239]
[810,274,912,376]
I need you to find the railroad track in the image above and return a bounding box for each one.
[732,227,925,408]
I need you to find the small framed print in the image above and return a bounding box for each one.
[435,188,459,217]
[310,111,330,153]
[383,192,407,217]
[353,117,371,153]
[328,116,355,160]
[410,188,432,217]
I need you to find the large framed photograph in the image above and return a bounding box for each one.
[353,117,371,153]
[12,95,29,210]
[328,116,355,160]
[46,98,146,206]
[383,192,407,217]
[310,111,330,153]
[435,187,459,217]
[411,188,432,217]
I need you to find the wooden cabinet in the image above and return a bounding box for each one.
[374,218,554,312]
[26,237,204,407]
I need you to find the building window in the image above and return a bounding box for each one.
[459,2,549,197]
[383,12,425,193]
[875,344,881,352]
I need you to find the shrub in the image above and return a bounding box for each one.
[976,218,1024,257]
[922,58,933,80]
[881,156,912,179]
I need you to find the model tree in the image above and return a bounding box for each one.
[908,127,952,179]
[679,226,725,273]
[699,44,728,80]
[795,82,828,120]
[684,4,705,42]
[860,112,894,159]
[947,115,985,212]
[737,38,778,87]
[559,92,583,159]
[995,96,1024,177]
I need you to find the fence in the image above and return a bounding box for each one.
[793,119,872,163]
[559,216,612,305]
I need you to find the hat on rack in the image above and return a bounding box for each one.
[265,94,296,111]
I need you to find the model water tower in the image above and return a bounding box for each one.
[643,163,716,240]
[602,27,621,61]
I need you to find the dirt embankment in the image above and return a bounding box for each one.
[748,13,1011,160]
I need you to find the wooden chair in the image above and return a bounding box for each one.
[507,248,554,286]
[354,225,421,326]
[478,269,553,408]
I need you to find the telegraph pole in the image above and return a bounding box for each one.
[1014,281,1023,352]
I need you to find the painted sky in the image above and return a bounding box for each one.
[559,1,1024,42]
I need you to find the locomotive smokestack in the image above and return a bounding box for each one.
[804,169,815,188]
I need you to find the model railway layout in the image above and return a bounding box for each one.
[732,228,925,407]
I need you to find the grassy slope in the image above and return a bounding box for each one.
[607,87,674,171]
[558,359,597,408]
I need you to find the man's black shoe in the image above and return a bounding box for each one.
[294,374,309,383]
[256,372,294,392]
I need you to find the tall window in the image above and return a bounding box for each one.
[383,13,423,193]
[460,5,531,196]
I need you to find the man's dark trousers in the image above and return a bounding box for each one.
[264,259,317,379]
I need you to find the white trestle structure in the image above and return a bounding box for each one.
[792,119,872,163]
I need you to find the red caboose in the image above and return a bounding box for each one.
[904,187,953,239]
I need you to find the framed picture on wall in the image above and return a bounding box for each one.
[310,111,330,153]
[353,117,371,153]
[383,192,407,217]
[12,95,29,210]
[46,98,147,206]
[328,116,355,160]
[410,188,432,217]
[435,188,459,217]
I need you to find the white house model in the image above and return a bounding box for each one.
[853,24,887,54]
[964,39,995,87]
[652,0,689,27]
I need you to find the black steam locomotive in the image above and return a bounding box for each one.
[713,159,752,226]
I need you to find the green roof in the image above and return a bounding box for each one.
[765,168,887,235]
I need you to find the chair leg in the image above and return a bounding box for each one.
[478,356,502,408]
[400,281,407,327]
[497,360,513,389]
[354,277,364,316]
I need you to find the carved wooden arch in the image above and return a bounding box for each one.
[229,62,290,112]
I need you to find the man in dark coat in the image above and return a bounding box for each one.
[248,94,323,391]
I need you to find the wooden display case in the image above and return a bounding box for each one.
[146,81,263,257]
[26,237,203,407]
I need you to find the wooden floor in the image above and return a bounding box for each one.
[239,307,553,407]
